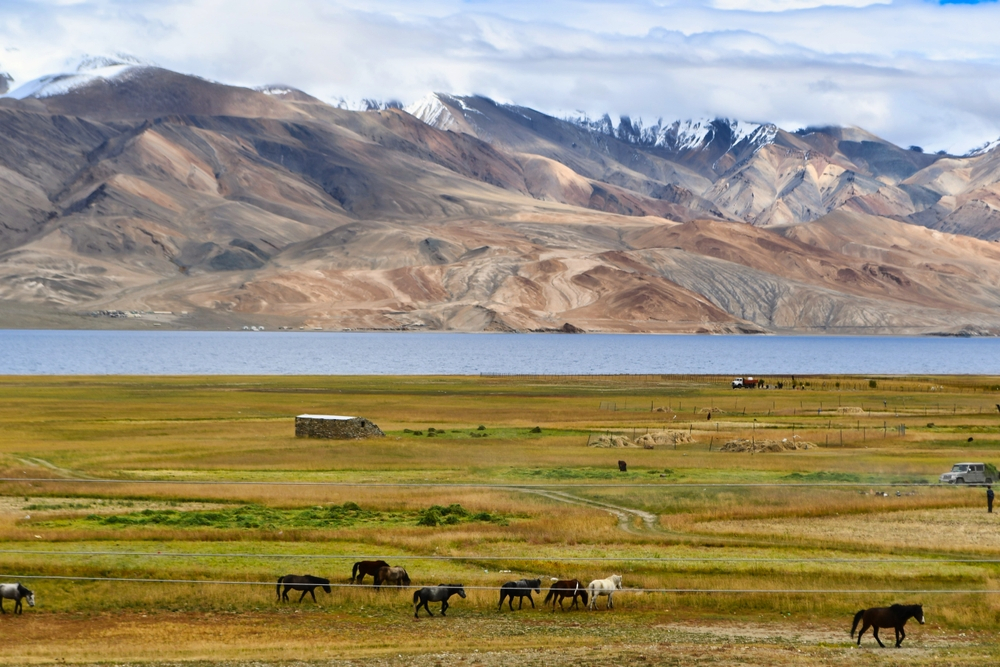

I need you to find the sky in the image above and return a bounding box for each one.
[1,0,1000,153]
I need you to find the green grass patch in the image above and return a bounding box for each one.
[32,502,510,531]
[415,503,507,526]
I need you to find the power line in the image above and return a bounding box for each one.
[0,477,969,488]
[1,550,999,565]
[1,573,997,594]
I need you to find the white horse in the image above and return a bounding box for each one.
[587,574,622,610]
[0,583,35,614]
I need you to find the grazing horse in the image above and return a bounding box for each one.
[851,604,925,648]
[276,575,332,603]
[351,560,389,585]
[0,583,34,615]
[543,579,589,611]
[498,579,542,611]
[587,574,623,610]
[374,566,411,590]
[413,584,466,617]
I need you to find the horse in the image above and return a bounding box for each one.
[374,566,411,590]
[587,574,622,610]
[413,584,466,617]
[543,579,589,611]
[851,604,925,648]
[498,579,542,611]
[276,575,332,603]
[351,560,389,585]
[0,583,34,615]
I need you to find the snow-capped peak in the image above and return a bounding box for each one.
[2,53,152,100]
[570,113,776,154]
[966,136,1000,158]
[324,96,403,112]
[405,93,459,131]
[73,54,151,72]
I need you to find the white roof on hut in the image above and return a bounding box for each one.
[297,414,355,420]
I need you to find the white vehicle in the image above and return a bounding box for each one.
[939,463,993,485]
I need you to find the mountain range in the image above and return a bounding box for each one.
[2,57,1000,334]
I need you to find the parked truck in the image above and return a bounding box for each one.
[939,462,995,485]
[731,377,760,389]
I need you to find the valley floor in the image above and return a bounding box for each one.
[1,374,998,665]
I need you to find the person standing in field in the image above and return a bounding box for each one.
[987,485,994,514]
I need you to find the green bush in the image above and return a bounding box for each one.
[416,503,505,527]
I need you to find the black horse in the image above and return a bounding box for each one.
[276,574,332,603]
[351,560,389,585]
[498,578,542,611]
[851,604,925,647]
[413,584,466,617]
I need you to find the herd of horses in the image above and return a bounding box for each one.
[272,564,925,647]
[1,569,926,648]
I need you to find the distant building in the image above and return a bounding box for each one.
[295,414,384,439]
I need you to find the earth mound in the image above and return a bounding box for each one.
[718,438,814,453]
[589,430,694,449]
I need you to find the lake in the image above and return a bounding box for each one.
[0,330,997,375]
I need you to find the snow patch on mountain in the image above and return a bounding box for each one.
[257,85,297,96]
[405,93,460,130]
[3,53,152,100]
[570,113,776,154]
[966,136,1000,158]
[326,96,403,112]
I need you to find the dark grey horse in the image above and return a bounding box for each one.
[276,575,332,603]
[413,584,466,617]
[0,583,35,614]
[498,578,542,611]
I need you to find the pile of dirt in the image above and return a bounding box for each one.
[635,431,695,448]
[718,438,815,453]
[697,407,726,414]
[835,406,866,414]
[589,430,694,449]
[589,434,637,448]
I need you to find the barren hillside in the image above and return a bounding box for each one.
[2,60,1000,334]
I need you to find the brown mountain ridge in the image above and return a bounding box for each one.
[1,63,1000,334]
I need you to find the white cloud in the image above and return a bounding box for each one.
[1,0,1000,153]
[710,0,890,11]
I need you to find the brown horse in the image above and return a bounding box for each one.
[351,560,389,585]
[374,566,411,590]
[851,604,925,647]
[543,579,589,611]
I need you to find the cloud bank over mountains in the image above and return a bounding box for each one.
[2,0,1000,153]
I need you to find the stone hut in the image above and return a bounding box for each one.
[295,414,385,439]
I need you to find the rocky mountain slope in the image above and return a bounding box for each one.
[2,58,1000,334]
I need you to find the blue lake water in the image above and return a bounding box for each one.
[0,330,998,375]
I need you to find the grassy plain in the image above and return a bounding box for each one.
[0,374,999,665]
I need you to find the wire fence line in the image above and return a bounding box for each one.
[0,477,972,488]
[2,550,1000,565]
[1,573,998,595]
